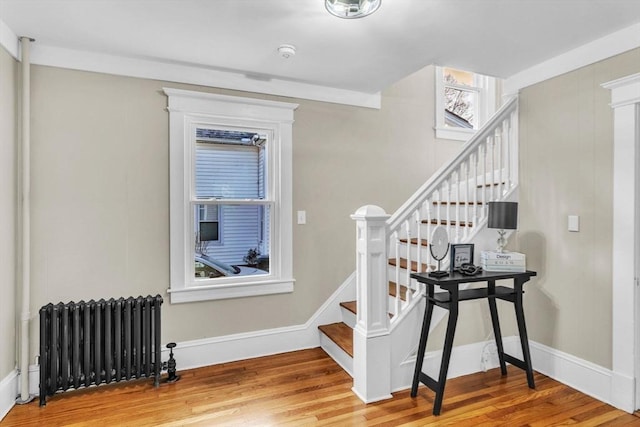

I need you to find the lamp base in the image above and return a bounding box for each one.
[496,230,507,253]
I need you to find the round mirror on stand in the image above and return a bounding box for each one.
[429,225,450,278]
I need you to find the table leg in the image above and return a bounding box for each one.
[432,289,458,415]
[411,285,434,397]
[487,280,507,375]
[514,280,535,388]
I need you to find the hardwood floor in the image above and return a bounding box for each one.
[3,348,639,426]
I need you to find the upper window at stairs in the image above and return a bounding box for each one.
[434,66,498,141]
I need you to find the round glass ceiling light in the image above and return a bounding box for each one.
[325,0,381,19]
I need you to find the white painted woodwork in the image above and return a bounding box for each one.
[351,205,392,403]
[347,98,520,402]
[164,88,297,303]
[385,97,519,327]
[602,73,640,413]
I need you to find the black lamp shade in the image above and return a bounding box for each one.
[488,202,518,230]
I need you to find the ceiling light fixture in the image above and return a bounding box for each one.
[325,0,381,19]
[278,44,296,59]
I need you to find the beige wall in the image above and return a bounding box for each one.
[0,46,17,378]
[26,63,464,356]
[517,48,640,369]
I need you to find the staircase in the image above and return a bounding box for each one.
[317,96,520,401]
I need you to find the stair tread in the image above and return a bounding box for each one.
[399,238,429,247]
[339,301,357,315]
[341,300,395,318]
[318,322,353,357]
[424,219,473,227]
[388,258,429,272]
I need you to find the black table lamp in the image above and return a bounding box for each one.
[488,201,518,253]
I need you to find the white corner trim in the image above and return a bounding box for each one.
[28,43,381,109]
[0,369,18,422]
[0,18,19,59]
[505,22,640,93]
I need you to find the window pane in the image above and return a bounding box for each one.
[444,67,474,87]
[194,204,270,280]
[444,88,477,128]
[195,130,266,200]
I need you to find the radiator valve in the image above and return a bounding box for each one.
[165,342,180,383]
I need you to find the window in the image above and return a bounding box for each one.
[434,67,497,141]
[165,88,297,303]
[197,205,220,244]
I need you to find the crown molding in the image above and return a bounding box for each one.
[0,16,380,109]
[505,22,640,94]
[29,43,380,109]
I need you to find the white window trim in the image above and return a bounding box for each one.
[164,88,297,303]
[434,66,496,141]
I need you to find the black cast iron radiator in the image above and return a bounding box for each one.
[39,295,163,406]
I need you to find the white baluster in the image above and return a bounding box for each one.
[482,142,488,215]
[415,209,422,275]
[436,188,441,234]
[445,179,452,239]
[463,161,470,239]
[394,231,401,317]
[455,169,461,242]
[497,126,503,198]
[504,117,511,191]
[489,135,496,201]
[473,151,479,224]
[404,219,412,307]
[511,109,519,188]
[427,194,434,273]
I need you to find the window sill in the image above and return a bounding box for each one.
[168,278,295,303]
[435,127,476,142]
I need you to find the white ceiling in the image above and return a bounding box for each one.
[1,0,639,94]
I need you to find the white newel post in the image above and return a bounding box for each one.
[351,205,393,403]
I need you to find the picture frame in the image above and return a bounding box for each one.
[450,243,474,272]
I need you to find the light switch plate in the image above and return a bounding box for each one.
[297,210,306,225]
[568,215,580,232]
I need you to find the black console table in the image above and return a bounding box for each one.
[409,270,537,415]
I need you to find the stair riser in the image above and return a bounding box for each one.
[319,333,353,377]
[340,305,356,328]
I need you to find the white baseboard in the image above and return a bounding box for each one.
[171,272,356,370]
[393,338,515,392]
[524,340,623,410]
[25,273,356,394]
[393,337,629,413]
[0,369,18,422]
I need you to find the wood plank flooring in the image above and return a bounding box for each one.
[3,348,639,426]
